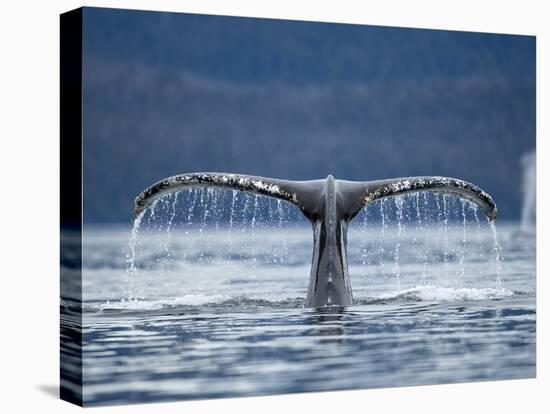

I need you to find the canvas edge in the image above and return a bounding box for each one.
[60,7,84,407]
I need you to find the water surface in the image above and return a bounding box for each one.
[62,194,536,406]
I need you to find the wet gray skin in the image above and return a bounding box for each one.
[135,173,497,308]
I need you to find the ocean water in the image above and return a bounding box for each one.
[61,192,536,406]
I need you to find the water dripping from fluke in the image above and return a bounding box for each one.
[490,221,504,293]
[125,209,145,301]
[360,207,369,268]
[130,173,499,308]
[163,193,179,255]
[421,192,430,285]
[457,199,468,288]
[393,196,404,291]
[379,199,387,274]
[471,203,484,278]
[442,194,450,279]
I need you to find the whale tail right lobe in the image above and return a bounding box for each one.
[359,176,497,221]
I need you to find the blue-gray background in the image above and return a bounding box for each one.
[82,7,535,223]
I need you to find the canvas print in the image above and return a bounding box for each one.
[60,7,536,407]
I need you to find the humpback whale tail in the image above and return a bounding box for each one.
[135,173,497,307]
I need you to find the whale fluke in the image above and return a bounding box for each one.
[362,177,497,221]
[135,173,497,307]
[135,173,324,218]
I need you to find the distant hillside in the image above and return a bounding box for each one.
[80,8,535,223]
[83,7,534,85]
